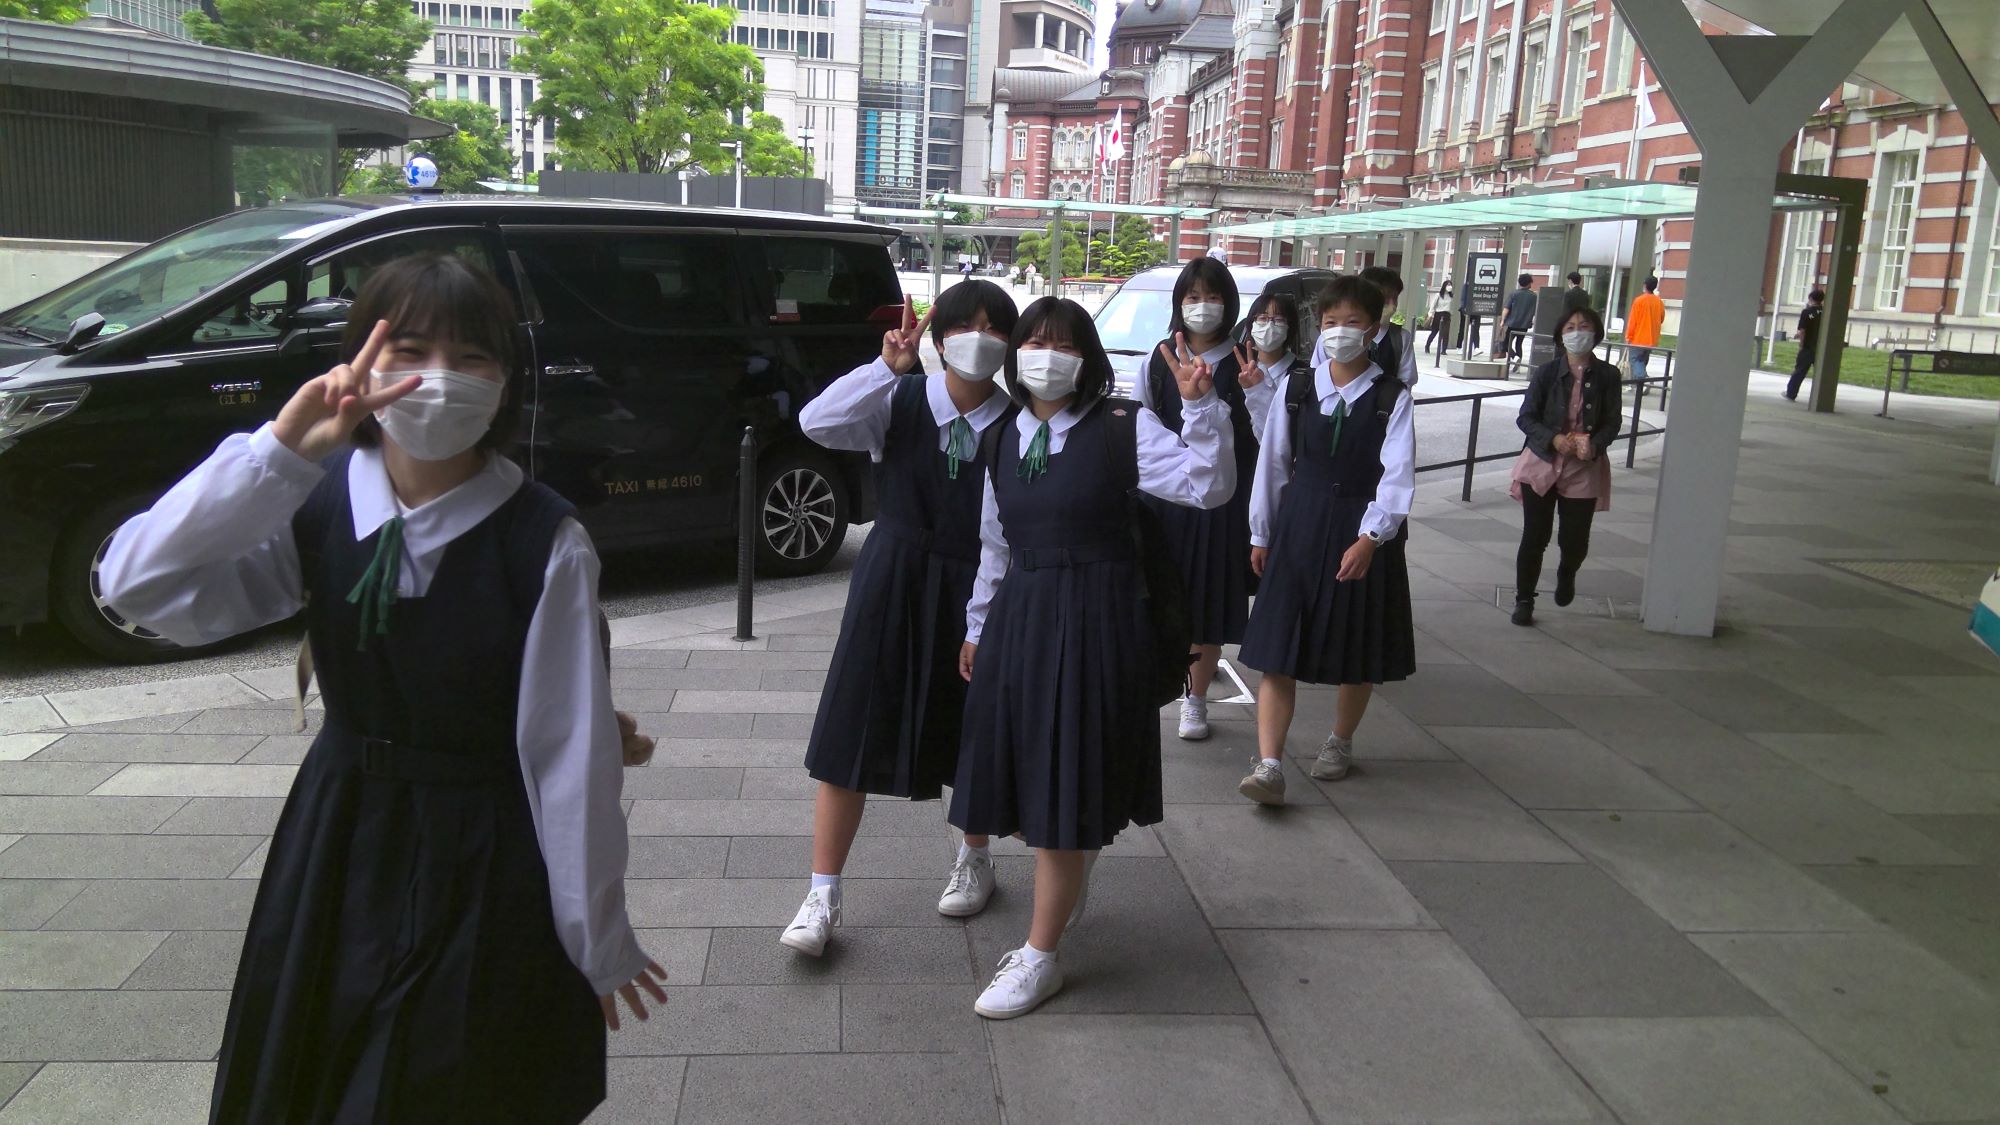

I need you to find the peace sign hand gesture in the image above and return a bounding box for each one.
[271,320,421,463]
[881,296,933,375]
[1233,339,1266,390]
[1155,332,1214,401]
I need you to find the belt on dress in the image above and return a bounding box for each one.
[1009,541,1135,570]
[321,716,515,786]
[874,518,981,564]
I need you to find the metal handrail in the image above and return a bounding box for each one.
[1413,373,1671,501]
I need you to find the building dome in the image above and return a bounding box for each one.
[1185,150,1215,166]
[1168,156,1187,170]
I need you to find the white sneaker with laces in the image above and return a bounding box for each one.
[779,886,840,957]
[1237,761,1287,805]
[1177,695,1211,741]
[974,949,1065,1019]
[1310,734,1354,780]
[937,850,996,917]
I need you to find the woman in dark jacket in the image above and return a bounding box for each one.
[1508,306,1622,626]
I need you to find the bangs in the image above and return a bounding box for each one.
[345,254,517,374]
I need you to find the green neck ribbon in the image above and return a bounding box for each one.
[1017,420,1051,482]
[1329,396,1348,454]
[344,516,405,651]
[945,416,977,480]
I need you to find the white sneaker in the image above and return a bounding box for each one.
[974,949,1065,1019]
[1177,695,1211,741]
[779,886,840,957]
[1238,761,1286,806]
[1310,734,1354,781]
[1067,849,1100,930]
[937,850,997,917]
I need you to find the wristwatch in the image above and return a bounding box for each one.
[1362,528,1385,545]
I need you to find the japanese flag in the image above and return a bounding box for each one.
[1106,108,1126,164]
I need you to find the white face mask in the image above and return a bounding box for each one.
[1562,330,1595,356]
[1316,325,1369,366]
[373,368,504,462]
[1013,349,1083,401]
[1250,320,1289,352]
[1181,301,1225,335]
[941,331,1007,380]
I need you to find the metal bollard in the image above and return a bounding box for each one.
[735,426,756,642]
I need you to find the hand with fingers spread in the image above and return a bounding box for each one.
[1234,340,1266,390]
[272,320,423,462]
[1155,332,1215,401]
[600,959,670,1030]
[881,296,933,375]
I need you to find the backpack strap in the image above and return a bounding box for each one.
[1282,360,1314,469]
[1099,396,1143,494]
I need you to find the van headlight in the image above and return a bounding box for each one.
[0,384,90,452]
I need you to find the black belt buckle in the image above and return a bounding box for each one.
[359,736,396,776]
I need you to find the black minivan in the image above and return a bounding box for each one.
[0,196,903,660]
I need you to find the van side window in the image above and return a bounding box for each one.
[305,231,499,303]
[508,231,741,331]
[758,237,899,325]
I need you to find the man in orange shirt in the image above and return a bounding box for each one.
[1626,276,1665,381]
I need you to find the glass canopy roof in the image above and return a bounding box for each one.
[1210,182,1827,239]
[929,192,1218,219]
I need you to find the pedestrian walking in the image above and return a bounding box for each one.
[1456,280,1483,353]
[1138,257,1267,742]
[98,254,666,1125]
[1784,288,1826,401]
[1424,280,1453,358]
[1509,305,1623,627]
[1236,274,1416,804]
[1360,265,1421,387]
[1504,273,1538,364]
[1626,276,1664,382]
[782,281,1020,958]
[1561,270,1592,315]
[951,298,1235,1019]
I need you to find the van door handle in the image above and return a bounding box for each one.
[543,364,595,378]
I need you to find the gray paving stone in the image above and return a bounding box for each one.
[121,930,245,990]
[0,697,61,737]
[586,1057,687,1124]
[1393,862,1770,1018]
[626,878,821,928]
[628,799,814,836]
[1622,670,1870,734]
[989,1015,1313,1125]
[1899,814,2000,865]
[1223,929,1608,1124]
[757,669,830,691]
[231,840,270,880]
[1378,663,1572,727]
[1751,732,2000,817]
[239,735,315,765]
[88,764,298,798]
[677,1053,996,1125]
[630,928,712,988]
[723,833,951,879]
[0,733,61,762]
[0,762,122,795]
[767,633,838,651]
[1415,603,1649,696]
[965,857,1255,1015]
[703,925,971,985]
[1540,811,1881,933]
[0,880,85,929]
[0,833,261,879]
[639,712,754,739]
[61,712,199,735]
[1695,932,2000,1123]
[43,879,257,931]
[608,648,693,669]
[605,985,837,1056]
[1806,865,2000,989]
[0,991,228,1062]
[0,795,187,835]
[0,1065,35,1109]
[652,738,809,769]
[750,713,815,738]
[685,650,832,670]
[0,931,167,989]
[626,837,731,879]
[30,733,264,764]
[1772,625,1993,678]
[610,690,678,713]
[1159,743,1313,804]
[1318,761,1583,863]
[733,767,824,800]
[1155,806,1432,929]
[618,766,743,800]
[1432,727,1697,810]
[609,666,760,691]
[176,709,319,736]
[1532,693,1790,774]
[1652,758,1977,865]
[1541,1017,1907,1125]
[0,1061,216,1125]
[985,823,1166,859]
[152,797,287,836]
[1735,570,1907,609]
[838,984,988,1053]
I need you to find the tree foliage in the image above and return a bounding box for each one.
[352,99,517,193]
[1098,215,1165,277]
[0,0,84,20]
[184,0,432,94]
[1015,220,1088,281]
[515,0,760,176]
[702,111,811,178]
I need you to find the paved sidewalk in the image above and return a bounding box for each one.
[2,383,1997,1124]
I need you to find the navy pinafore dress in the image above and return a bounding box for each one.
[1239,375,1418,685]
[949,401,1162,851]
[805,374,987,799]
[1142,347,1258,646]
[209,455,605,1125]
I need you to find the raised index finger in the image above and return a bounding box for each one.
[901,295,915,333]
[350,319,392,382]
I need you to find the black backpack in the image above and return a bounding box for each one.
[980,398,1193,709]
[1283,363,1403,473]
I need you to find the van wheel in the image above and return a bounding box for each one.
[51,501,190,663]
[755,449,847,577]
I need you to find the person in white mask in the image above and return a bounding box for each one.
[97,254,665,1123]
[782,280,1018,959]
[1139,257,1264,741]
[952,297,1235,1019]
[1507,305,1623,626]
[1237,274,1417,804]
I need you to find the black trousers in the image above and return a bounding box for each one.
[1424,312,1451,356]
[1457,315,1482,351]
[1516,484,1596,601]
[1785,347,1815,399]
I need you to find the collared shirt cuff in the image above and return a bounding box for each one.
[1177,388,1223,414]
[586,926,651,996]
[248,423,328,487]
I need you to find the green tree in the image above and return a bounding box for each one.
[702,111,811,178]
[0,0,84,20]
[515,0,759,176]
[351,99,517,193]
[1101,215,1164,277]
[1015,219,1086,281]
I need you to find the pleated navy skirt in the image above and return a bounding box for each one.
[1142,348,1257,646]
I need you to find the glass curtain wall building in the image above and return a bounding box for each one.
[857,0,965,204]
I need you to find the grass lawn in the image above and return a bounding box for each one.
[1604,332,2000,401]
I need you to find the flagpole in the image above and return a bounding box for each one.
[1614,64,1652,330]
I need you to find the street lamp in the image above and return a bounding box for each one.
[798,126,816,177]
[723,140,744,208]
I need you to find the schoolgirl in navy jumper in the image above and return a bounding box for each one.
[1137,257,1273,741]
[783,281,1019,957]
[951,298,1234,1019]
[1239,291,1304,436]
[98,255,665,1124]
[1237,274,1417,804]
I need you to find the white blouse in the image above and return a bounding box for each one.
[799,357,1012,460]
[965,391,1235,643]
[1248,361,1416,549]
[98,425,648,996]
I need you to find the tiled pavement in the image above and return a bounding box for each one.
[2,379,1998,1124]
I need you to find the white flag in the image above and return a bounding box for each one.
[1635,63,1657,130]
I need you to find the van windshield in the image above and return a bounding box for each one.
[1094,284,1260,354]
[0,202,367,343]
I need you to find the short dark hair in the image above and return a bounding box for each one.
[1168,256,1239,340]
[1809,288,1826,302]
[1518,273,1534,288]
[1316,274,1385,327]
[342,253,522,453]
[1644,276,1659,293]
[1553,304,1607,351]
[928,279,1018,349]
[1359,265,1403,300]
[1246,290,1301,349]
[1567,271,1584,285]
[1003,297,1113,406]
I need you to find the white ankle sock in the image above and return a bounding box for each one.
[958,842,991,863]
[810,873,840,895]
[1019,942,1056,966]
[1186,691,1206,704]
[1260,757,1282,770]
